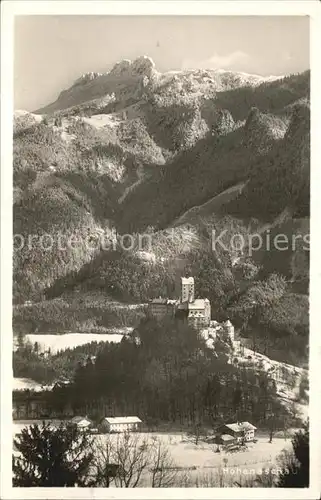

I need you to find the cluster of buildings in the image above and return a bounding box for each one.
[70,415,258,449]
[148,276,238,349]
[70,415,142,434]
[214,421,257,450]
[47,411,259,448]
[148,277,211,328]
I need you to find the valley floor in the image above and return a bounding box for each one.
[12,422,293,486]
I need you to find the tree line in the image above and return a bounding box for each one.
[29,317,298,432]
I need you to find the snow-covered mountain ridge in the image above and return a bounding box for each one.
[35,56,284,115]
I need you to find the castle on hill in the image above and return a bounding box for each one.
[148,277,211,328]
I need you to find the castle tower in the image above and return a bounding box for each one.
[224,319,235,342]
[181,277,195,303]
[204,298,211,326]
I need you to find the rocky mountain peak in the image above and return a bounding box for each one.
[285,101,310,141]
[73,72,103,86]
[243,106,287,151]
[244,107,261,130]
[108,56,157,87]
[213,109,235,136]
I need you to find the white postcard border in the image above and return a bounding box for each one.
[1,1,321,499]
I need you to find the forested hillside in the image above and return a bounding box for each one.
[14,318,295,430]
[13,58,310,365]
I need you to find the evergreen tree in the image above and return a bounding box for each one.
[12,421,94,486]
[277,421,309,487]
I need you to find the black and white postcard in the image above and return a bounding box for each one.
[1,1,321,499]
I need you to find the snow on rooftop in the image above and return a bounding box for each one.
[224,421,257,432]
[72,416,92,423]
[150,297,167,304]
[220,434,235,441]
[188,299,206,309]
[103,416,142,424]
[181,277,194,284]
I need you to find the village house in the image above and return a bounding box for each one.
[216,421,257,443]
[215,433,237,448]
[71,415,93,431]
[52,378,71,390]
[98,416,142,434]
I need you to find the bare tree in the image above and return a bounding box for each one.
[113,432,149,487]
[267,405,290,443]
[93,432,177,488]
[150,436,177,487]
[92,436,118,487]
[187,421,207,446]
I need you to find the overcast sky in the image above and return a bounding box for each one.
[14,15,309,111]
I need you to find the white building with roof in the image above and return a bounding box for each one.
[218,421,257,442]
[98,416,142,434]
[71,416,93,431]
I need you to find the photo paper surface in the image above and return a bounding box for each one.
[1,2,320,499]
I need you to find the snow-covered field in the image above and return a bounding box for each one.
[12,424,292,468]
[13,378,44,392]
[12,422,292,486]
[21,330,132,354]
[132,432,291,471]
[83,114,120,129]
[14,110,43,122]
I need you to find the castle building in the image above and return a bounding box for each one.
[148,277,211,328]
[186,298,211,328]
[148,297,177,319]
[181,277,195,303]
